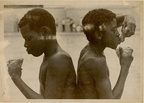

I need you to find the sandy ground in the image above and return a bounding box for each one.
[2,31,142,101]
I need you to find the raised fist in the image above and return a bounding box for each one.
[121,15,136,42]
[7,59,23,78]
[116,47,134,69]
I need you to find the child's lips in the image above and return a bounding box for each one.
[26,48,30,54]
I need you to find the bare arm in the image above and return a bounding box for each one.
[86,49,133,99]
[11,76,44,99]
[86,58,120,99]
[112,66,129,98]
[7,59,44,99]
[89,59,128,99]
[113,47,134,98]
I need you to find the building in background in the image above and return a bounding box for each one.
[4,5,140,33]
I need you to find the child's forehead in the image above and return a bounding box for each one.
[20,24,33,38]
[21,23,29,29]
[20,24,31,33]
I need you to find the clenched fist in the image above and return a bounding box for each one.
[116,47,134,69]
[121,16,136,42]
[7,59,23,78]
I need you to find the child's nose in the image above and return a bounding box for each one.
[24,41,28,48]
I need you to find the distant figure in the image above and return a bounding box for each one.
[70,19,74,32]
[76,25,83,32]
[72,23,76,32]
[62,18,65,32]
[7,8,76,99]
[77,9,136,99]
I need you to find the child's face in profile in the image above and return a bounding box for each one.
[20,24,46,57]
[101,19,121,49]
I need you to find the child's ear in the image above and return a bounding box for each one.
[40,26,50,37]
[38,27,49,40]
[94,31,102,40]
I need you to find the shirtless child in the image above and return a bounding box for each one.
[7,8,76,99]
[77,9,136,99]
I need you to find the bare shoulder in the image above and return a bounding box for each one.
[53,51,72,62]
[79,56,107,74]
[50,51,74,71]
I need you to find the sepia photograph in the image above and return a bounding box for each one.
[0,0,143,103]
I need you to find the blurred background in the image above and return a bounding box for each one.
[2,1,142,101]
[4,4,140,33]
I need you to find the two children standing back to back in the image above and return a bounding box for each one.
[7,8,136,99]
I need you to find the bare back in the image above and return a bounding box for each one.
[39,47,76,99]
[77,44,109,99]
